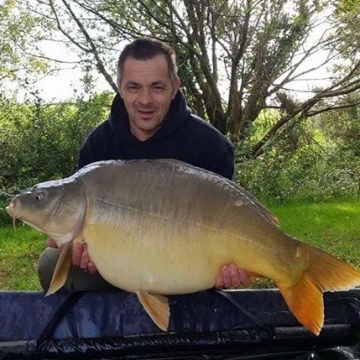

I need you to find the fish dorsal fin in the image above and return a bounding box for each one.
[46,241,73,296]
[258,205,280,228]
[234,188,280,228]
[213,175,280,228]
[136,291,169,331]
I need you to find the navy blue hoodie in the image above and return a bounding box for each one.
[78,91,234,179]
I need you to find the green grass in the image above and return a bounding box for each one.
[268,199,360,267]
[0,223,46,290]
[0,199,359,290]
[250,198,360,288]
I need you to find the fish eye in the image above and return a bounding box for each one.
[34,190,46,201]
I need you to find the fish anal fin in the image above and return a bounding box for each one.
[278,273,323,336]
[278,243,360,336]
[136,291,169,331]
[46,242,73,296]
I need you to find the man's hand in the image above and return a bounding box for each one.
[45,238,97,274]
[72,242,97,274]
[215,264,251,289]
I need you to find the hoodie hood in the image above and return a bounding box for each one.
[109,90,192,143]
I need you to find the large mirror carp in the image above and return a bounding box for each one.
[6,159,360,335]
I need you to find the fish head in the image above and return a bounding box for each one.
[6,177,86,247]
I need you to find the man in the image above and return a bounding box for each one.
[38,37,251,292]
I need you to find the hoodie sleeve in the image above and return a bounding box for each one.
[76,120,113,170]
[77,138,96,170]
[184,116,235,180]
[208,142,235,180]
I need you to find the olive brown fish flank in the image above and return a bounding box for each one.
[6,159,360,335]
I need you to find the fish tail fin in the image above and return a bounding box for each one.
[278,243,360,336]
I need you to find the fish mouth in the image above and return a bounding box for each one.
[6,199,83,247]
[6,201,48,235]
[5,202,18,229]
[6,201,40,232]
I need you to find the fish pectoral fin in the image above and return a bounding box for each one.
[136,291,170,331]
[278,243,360,336]
[46,242,73,296]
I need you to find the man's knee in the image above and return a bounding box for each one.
[37,247,117,292]
[37,247,58,291]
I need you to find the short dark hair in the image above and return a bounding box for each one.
[117,37,178,85]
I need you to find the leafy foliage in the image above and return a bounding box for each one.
[0,0,50,86]
[235,106,360,202]
[13,0,360,159]
[1,95,358,206]
[0,1,359,204]
[0,92,113,202]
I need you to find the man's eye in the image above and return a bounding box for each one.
[127,85,139,92]
[153,86,164,93]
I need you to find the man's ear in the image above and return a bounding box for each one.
[117,82,123,98]
[172,78,181,99]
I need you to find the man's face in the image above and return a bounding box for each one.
[119,55,180,141]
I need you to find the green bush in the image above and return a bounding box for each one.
[235,119,359,203]
[1,94,359,204]
[0,92,113,201]
[0,200,12,226]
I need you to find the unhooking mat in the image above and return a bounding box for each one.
[1,288,360,359]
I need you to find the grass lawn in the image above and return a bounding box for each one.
[0,198,359,291]
[269,199,360,267]
[0,224,45,290]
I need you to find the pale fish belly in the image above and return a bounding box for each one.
[82,207,252,294]
[83,208,304,295]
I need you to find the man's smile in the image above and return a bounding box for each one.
[137,109,156,118]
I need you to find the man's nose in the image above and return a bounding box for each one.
[138,88,153,104]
